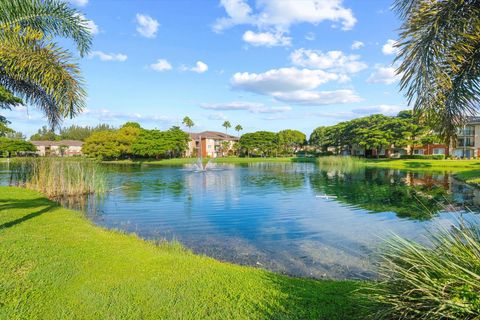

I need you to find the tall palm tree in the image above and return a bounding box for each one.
[222,120,231,134]
[234,124,243,138]
[394,0,480,148]
[0,0,92,128]
[182,116,194,133]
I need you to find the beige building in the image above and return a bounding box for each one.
[31,140,83,157]
[186,131,239,158]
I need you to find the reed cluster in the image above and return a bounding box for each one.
[8,157,106,198]
[363,221,480,319]
[316,156,365,168]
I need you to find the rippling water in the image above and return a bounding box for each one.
[3,161,479,279]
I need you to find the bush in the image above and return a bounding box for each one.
[400,154,445,160]
[363,221,480,319]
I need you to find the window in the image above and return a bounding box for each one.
[458,125,475,136]
[433,148,445,155]
[457,137,475,147]
[413,149,424,155]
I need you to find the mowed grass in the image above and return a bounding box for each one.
[364,158,480,171]
[103,157,299,166]
[0,187,367,319]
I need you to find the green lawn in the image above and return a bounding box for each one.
[0,187,367,319]
[103,156,303,166]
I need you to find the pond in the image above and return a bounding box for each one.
[3,161,479,279]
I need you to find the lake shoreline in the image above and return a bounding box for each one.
[0,186,369,319]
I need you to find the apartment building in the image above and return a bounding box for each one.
[186,131,239,158]
[31,140,83,156]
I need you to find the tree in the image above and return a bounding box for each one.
[394,0,480,147]
[277,129,306,156]
[182,116,194,133]
[222,121,231,134]
[239,131,278,157]
[30,126,58,141]
[0,0,92,128]
[234,124,243,138]
[59,124,114,141]
[132,126,189,159]
[0,137,36,157]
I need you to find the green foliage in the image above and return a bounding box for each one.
[309,112,433,155]
[277,129,306,155]
[0,84,22,109]
[8,158,106,198]
[132,127,190,159]
[0,137,36,156]
[234,124,243,135]
[30,125,58,141]
[394,0,480,144]
[0,0,92,128]
[60,124,113,141]
[239,131,278,157]
[363,221,480,319]
[82,125,141,160]
[182,116,194,130]
[222,120,231,132]
[400,154,445,160]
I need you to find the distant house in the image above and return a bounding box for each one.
[31,140,83,157]
[186,131,239,158]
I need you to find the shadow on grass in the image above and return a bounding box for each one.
[0,197,56,230]
[263,273,373,319]
[403,162,432,168]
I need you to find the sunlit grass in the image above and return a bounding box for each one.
[317,156,365,168]
[0,187,368,319]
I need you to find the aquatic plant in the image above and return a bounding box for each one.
[316,156,365,168]
[363,221,480,319]
[8,157,106,198]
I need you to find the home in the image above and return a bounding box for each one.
[31,140,83,156]
[186,131,239,158]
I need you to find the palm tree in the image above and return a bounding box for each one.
[222,121,231,134]
[182,116,194,133]
[0,0,92,128]
[234,124,243,138]
[394,0,480,149]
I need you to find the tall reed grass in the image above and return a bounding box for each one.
[316,156,365,168]
[363,221,480,319]
[8,158,106,198]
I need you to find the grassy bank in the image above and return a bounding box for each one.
[0,187,367,319]
[103,156,302,166]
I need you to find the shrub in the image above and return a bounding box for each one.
[363,221,480,319]
[400,154,445,160]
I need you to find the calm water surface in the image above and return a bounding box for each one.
[3,161,479,279]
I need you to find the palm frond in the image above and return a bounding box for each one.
[0,0,92,56]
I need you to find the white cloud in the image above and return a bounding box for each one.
[351,40,364,50]
[89,51,128,62]
[208,113,229,120]
[242,30,291,47]
[382,39,398,55]
[214,0,356,32]
[232,67,342,94]
[136,14,160,38]
[69,0,88,6]
[200,101,291,113]
[305,32,315,41]
[231,67,361,105]
[190,61,209,73]
[82,108,175,124]
[367,66,400,84]
[76,14,99,35]
[290,49,367,74]
[351,105,407,116]
[271,89,361,105]
[150,59,172,71]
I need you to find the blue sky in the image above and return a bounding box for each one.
[6,0,406,137]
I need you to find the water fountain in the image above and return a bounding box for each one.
[194,136,214,171]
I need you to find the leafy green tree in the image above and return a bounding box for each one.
[30,126,58,141]
[0,0,92,128]
[132,126,189,159]
[222,121,231,134]
[394,0,480,146]
[239,131,278,157]
[0,137,36,157]
[59,124,114,141]
[0,121,13,137]
[277,129,306,156]
[182,116,194,133]
[234,124,243,137]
